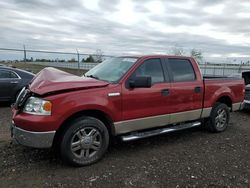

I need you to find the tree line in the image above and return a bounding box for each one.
[21,55,99,63]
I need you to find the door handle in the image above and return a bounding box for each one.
[194,86,201,93]
[161,89,170,96]
[10,81,18,84]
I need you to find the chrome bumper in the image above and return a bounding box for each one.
[11,124,55,148]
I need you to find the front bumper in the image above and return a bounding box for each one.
[11,123,56,148]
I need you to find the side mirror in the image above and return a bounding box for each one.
[129,76,152,88]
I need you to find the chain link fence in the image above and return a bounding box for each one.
[1,47,250,75]
[0,47,112,70]
[199,63,250,76]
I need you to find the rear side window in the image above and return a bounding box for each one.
[0,70,18,79]
[133,58,164,84]
[11,72,18,78]
[168,59,196,82]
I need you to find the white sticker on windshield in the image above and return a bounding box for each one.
[122,58,137,63]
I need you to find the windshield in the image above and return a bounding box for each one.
[84,57,138,83]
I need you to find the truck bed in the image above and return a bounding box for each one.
[203,77,244,109]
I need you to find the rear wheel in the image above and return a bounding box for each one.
[206,103,230,132]
[60,116,109,166]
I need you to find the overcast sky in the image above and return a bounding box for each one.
[1,0,250,60]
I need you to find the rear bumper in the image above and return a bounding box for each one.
[11,123,55,148]
[243,100,250,109]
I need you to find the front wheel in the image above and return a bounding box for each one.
[60,116,109,166]
[206,103,230,133]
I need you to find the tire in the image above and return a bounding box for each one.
[206,102,230,133]
[60,116,109,166]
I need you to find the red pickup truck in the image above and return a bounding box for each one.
[11,55,245,166]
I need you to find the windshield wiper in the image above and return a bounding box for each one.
[85,74,99,80]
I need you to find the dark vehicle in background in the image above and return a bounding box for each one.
[244,85,250,109]
[0,66,34,102]
[242,72,250,109]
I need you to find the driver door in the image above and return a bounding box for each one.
[121,58,171,132]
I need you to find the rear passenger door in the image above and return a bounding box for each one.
[164,58,203,124]
[0,69,20,101]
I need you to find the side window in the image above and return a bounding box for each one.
[11,72,18,78]
[133,58,164,84]
[0,70,18,79]
[0,70,11,79]
[168,59,196,82]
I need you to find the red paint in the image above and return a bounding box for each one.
[13,55,245,133]
[30,67,109,95]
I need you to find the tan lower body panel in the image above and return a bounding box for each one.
[114,109,204,135]
[169,109,202,124]
[201,107,212,118]
[114,102,242,135]
[232,102,242,111]
[114,114,170,135]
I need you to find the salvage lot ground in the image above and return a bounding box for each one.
[0,105,250,187]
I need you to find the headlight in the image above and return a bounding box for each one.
[23,97,52,115]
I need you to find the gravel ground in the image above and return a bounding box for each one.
[0,105,249,188]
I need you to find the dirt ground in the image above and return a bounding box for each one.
[0,105,249,188]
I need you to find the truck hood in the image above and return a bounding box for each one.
[29,67,109,95]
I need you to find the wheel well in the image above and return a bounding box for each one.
[53,110,115,148]
[216,96,232,109]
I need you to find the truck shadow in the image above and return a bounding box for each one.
[0,102,12,108]
[1,126,208,169]
[240,109,250,114]
[109,126,206,153]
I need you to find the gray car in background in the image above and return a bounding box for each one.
[0,66,34,102]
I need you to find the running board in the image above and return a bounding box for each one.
[121,121,201,142]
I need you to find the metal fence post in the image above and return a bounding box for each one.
[204,62,207,75]
[222,63,225,76]
[23,45,26,63]
[76,49,80,75]
[238,62,242,73]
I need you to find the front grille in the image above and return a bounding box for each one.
[245,89,250,100]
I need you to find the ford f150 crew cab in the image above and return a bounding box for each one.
[11,55,245,166]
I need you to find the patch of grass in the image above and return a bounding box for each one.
[2,62,87,76]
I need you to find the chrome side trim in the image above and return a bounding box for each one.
[121,121,201,142]
[244,100,250,104]
[12,71,21,79]
[114,109,203,135]
[232,102,242,111]
[201,107,212,118]
[11,124,55,148]
[108,92,121,97]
